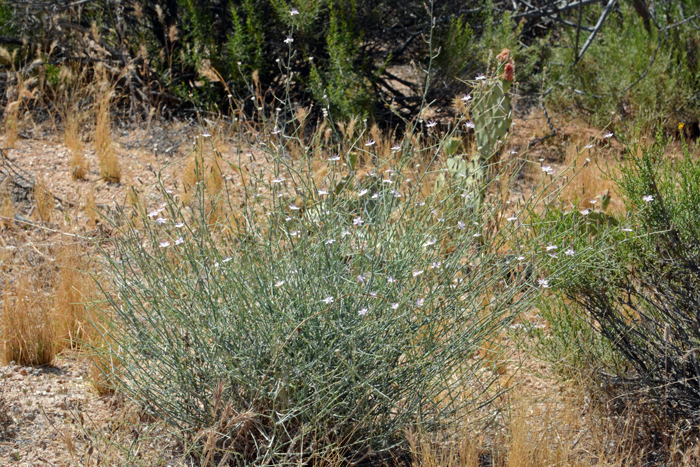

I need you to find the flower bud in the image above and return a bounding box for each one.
[496,48,510,63]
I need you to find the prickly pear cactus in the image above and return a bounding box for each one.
[465,49,514,209]
[436,49,514,210]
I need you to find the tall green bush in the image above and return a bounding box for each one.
[548,133,700,422]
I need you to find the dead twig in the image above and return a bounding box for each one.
[574,0,617,66]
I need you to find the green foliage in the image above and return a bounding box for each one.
[0,2,14,36]
[227,0,265,78]
[434,16,476,87]
[547,2,700,130]
[309,1,371,119]
[547,133,700,419]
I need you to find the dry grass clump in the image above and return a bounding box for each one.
[182,147,227,226]
[182,148,225,196]
[53,244,96,351]
[1,274,55,366]
[55,64,90,180]
[0,193,13,230]
[65,106,89,180]
[85,187,99,227]
[0,47,37,149]
[95,80,121,183]
[33,177,54,222]
[558,140,622,214]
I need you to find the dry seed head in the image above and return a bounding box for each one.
[199,59,221,83]
[134,2,143,22]
[91,22,100,42]
[168,24,179,43]
[0,46,12,64]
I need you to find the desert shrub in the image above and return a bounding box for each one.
[92,71,589,462]
[550,133,700,423]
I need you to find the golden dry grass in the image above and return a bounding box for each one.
[95,80,121,183]
[1,274,55,366]
[64,105,89,180]
[558,141,623,214]
[33,177,54,222]
[53,244,95,351]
